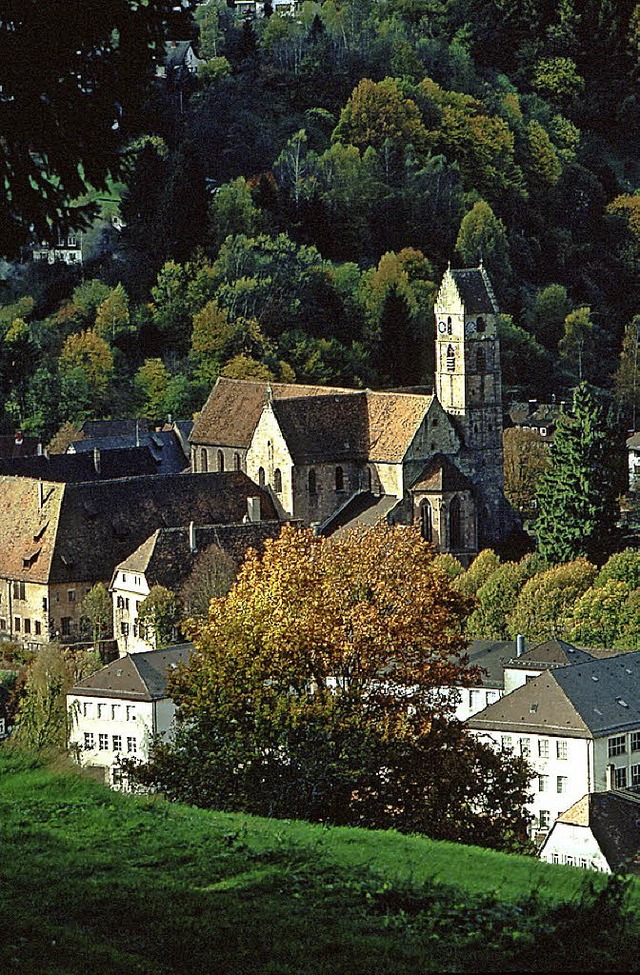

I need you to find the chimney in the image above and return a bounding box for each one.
[93,447,101,474]
[516,634,526,657]
[38,481,44,511]
[37,443,43,456]
[528,399,537,414]
[189,521,197,554]
[167,414,173,425]
[14,430,23,446]
[247,496,261,523]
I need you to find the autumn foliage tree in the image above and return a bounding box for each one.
[135,525,531,849]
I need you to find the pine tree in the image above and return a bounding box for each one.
[534,383,620,564]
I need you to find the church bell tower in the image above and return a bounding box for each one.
[433,264,507,545]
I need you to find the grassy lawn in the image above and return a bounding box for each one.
[0,748,637,974]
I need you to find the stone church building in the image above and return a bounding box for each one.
[189,265,515,561]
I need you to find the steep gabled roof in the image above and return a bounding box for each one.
[191,379,438,465]
[70,645,192,701]
[0,472,278,586]
[449,267,499,315]
[190,378,349,448]
[115,521,282,591]
[410,453,473,493]
[366,391,434,463]
[273,393,368,464]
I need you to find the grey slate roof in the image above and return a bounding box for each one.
[320,492,401,537]
[450,267,499,315]
[553,652,640,737]
[468,650,640,739]
[466,639,527,688]
[78,419,150,440]
[0,447,158,482]
[70,644,192,702]
[506,638,595,671]
[71,431,188,475]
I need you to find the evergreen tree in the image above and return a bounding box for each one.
[534,383,620,564]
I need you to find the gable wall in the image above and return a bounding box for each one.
[246,407,295,517]
[540,821,610,872]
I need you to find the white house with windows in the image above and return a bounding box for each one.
[67,645,190,788]
[467,650,640,838]
[450,637,605,723]
[32,232,83,265]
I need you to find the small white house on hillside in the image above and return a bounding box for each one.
[539,791,640,873]
[67,644,191,788]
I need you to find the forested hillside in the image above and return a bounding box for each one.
[2,0,640,441]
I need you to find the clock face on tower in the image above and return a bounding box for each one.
[437,321,447,334]
[465,320,476,336]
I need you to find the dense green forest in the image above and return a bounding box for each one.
[2,0,640,442]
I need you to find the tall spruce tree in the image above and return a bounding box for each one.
[534,383,620,564]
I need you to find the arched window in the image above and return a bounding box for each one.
[446,345,455,372]
[476,316,485,333]
[200,449,208,473]
[308,468,317,495]
[476,347,486,373]
[447,316,452,335]
[335,466,344,491]
[274,468,282,493]
[449,496,462,549]
[267,440,274,466]
[234,452,241,471]
[258,466,265,487]
[217,450,224,472]
[420,499,433,543]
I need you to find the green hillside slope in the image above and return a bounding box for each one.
[0,749,636,974]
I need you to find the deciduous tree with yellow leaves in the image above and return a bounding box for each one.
[133,524,532,849]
